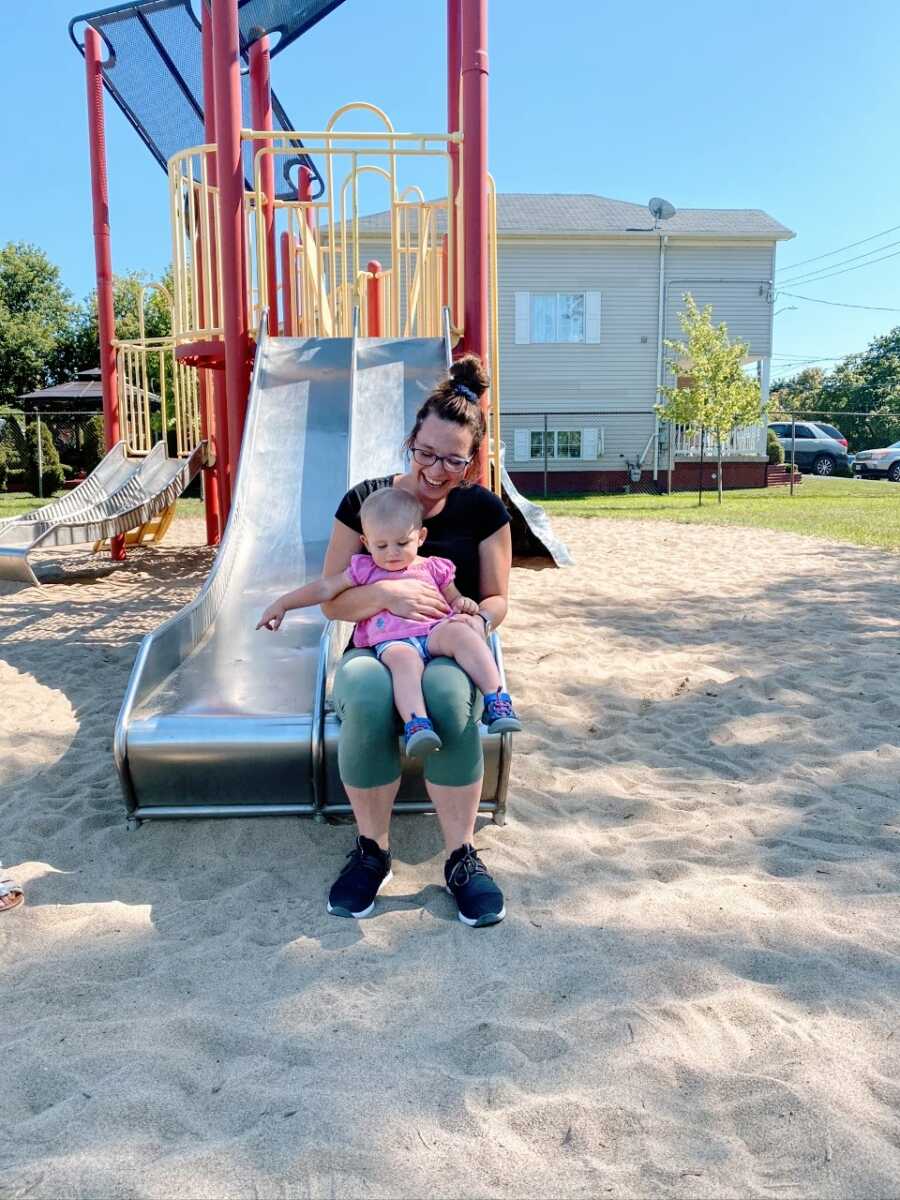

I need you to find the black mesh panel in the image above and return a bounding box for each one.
[69,0,325,198]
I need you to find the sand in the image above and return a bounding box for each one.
[2,516,900,1200]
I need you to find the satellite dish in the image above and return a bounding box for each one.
[648,197,676,226]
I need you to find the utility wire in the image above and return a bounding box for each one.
[776,222,900,273]
[779,238,900,285]
[778,247,900,288]
[778,290,900,313]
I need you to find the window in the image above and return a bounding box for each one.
[793,425,815,439]
[515,291,602,344]
[529,430,582,458]
[515,428,601,461]
[530,293,585,343]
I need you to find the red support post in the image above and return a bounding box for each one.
[249,36,278,336]
[84,26,125,561]
[366,260,383,337]
[460,0,490,486]
[212,0,250,511]
[299,164,315,232]
[202,3,229,526]
[447,0,462,330]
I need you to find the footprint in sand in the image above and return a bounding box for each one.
[446,1021,569,1075]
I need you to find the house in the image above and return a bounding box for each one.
[493,194,794,494]
[354,191,795,494]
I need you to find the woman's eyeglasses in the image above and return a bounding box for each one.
[411,446,472,474]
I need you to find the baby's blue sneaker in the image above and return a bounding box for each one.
[404,713,442,758]
[482,691,522,734]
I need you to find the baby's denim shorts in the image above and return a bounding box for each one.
[373,634,432,663]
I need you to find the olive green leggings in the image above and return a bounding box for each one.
[332,649,484,788]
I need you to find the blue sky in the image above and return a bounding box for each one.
[3,0,899,380]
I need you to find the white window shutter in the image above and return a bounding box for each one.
[585,291,602,343]
[514,292,531,344]
[514,430,530,461]
[582,427,600,459]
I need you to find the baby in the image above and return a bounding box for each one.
[256,487,521,757]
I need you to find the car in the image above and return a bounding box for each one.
[767,421,851,477]
[852,441,900,482]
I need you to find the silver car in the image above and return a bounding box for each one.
[853,441,900,482]
[768,421,851,477]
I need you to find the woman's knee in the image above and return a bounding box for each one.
[333,652,395,731]
[422,656,479,741]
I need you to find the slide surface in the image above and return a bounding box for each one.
[0,440,203,588]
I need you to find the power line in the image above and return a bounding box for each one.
[776,222,900,273]
[778,238,900,285]
[778,290,900,313]
[778,247,900,288]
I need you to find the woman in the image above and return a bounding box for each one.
[321,354,513,928]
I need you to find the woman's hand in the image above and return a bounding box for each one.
[380,578,450,622]
[256,600,286,631]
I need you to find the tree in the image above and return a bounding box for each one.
[0,243,77,403]
[656,293,763,504]
[24,420,65,497]
[770,367,825,418]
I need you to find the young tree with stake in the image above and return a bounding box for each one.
[657,293,763,504]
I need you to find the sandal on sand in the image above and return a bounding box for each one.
[0,868,24,913]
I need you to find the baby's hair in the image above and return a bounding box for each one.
[359,487,424,534]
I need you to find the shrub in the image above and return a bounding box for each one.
[0,446,7,492]
[25,421,65,497]
[767,428,785,465]
[81,414,106,472]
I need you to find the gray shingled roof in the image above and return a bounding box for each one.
[355,193,794,240]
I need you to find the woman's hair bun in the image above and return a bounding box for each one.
[449,354,489,397]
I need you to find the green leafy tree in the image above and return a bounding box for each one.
[0,243,77,403]
[656,293,763,504]
[769,367,825,418]
[25,420,65,497]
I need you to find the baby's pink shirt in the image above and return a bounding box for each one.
[347,554,456,648]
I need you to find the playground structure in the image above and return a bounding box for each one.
[22,0,568,821]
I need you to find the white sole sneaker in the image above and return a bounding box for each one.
[327,869,394,919]
[446,885,506,927]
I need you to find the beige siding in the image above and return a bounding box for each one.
[663,241,774,359]
[498,239,659,471]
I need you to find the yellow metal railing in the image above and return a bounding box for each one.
[114,284,201,457]
[169,105,462,344]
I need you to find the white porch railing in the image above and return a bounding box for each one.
[673,421,767,459]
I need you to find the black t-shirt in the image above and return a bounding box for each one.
[334,477,510,601]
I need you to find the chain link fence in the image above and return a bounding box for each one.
[500,409,770,498]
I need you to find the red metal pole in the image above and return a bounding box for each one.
[249,36,278,336]
[299,164,315,233]
[366,260,382,337]
[212,0,250,508]
[447,0,462,330]
[84,26,125,561]
[202,3,230,526]
[461,0,490,485]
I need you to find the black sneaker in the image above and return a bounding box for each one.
[327,836,393,919]
[444,844,505,927]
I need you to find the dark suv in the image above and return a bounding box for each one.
[768,421,850,476]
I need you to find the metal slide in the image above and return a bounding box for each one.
[499,454,573,566]
[115,324,513,824]
[0,440,204,589]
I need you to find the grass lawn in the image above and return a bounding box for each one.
[0,493,206,521]
[534,476,900,553]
